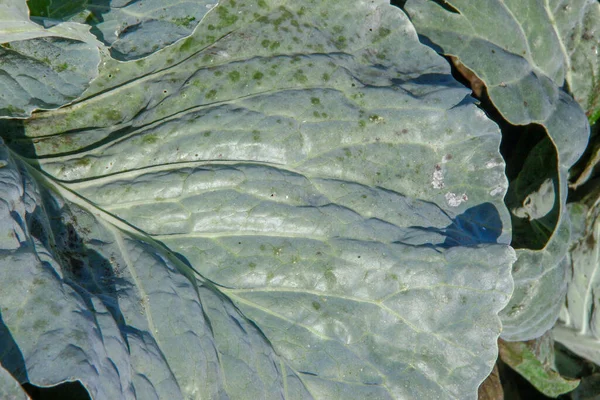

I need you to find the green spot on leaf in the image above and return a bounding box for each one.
[324,269,337,289]
[74,158,91,167]
[378,27,391,38]
[142,134,159,145]
[216,6,239,27]
[335,36,347,49]
[172,16,196,28]
[293,70,307,83]
[180,37,194,52]
[106,109,122,121]
[55,63,68,72]
[228,71,241,82]
[205,89,217,100]
[33,319,49,330]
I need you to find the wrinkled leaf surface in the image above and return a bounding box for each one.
[403,0,590,340]
[0,1,516,399]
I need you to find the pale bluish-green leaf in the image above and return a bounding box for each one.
[0,0,100,118]
[0,138,293,399]
[403,0,590,147]
[499,138,571,340]
[0,366,27,400]
[552,0,600,189]
[549,0,600,123]
[90,0,212,61]
[554,190,600,367]
[500,214,571,341]
[0,0,95,43]
[403,0,590,341]
[0,0,516,398]
[25,0,214,61]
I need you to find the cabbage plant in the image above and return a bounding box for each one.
[0,0,598,399]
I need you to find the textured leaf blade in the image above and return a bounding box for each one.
[499,137,571,340]
[403,0,590,341]
[0,139,295,399]
[0,1,100,118]
[0,366,27,400]
[554,193,600,367]
[549,0,600,123]
[0,0,516,398]
[30,0,213,61]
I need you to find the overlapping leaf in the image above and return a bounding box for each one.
[554,187,600,367]
[0,0,516,398]
[499,334,579,397]
[549,0,600,124]
[26,0,214,61]
[0,366,26,400]
[0,1,101,118]
[0,140,294,399]
[403,0,590,341]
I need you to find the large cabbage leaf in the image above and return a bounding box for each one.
[0,0,516,398]
[403,0,590,341]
